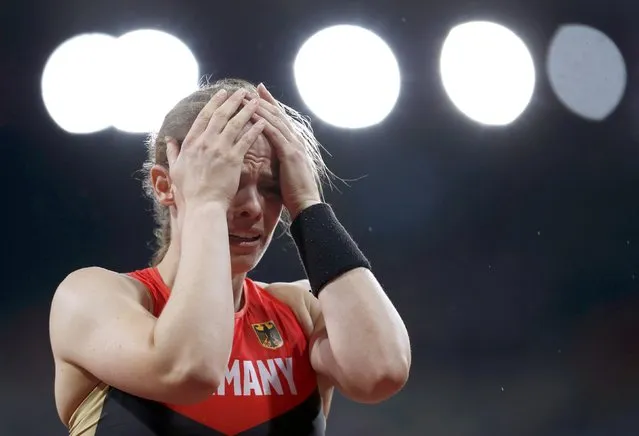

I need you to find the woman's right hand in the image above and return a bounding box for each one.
[165,88,266,211]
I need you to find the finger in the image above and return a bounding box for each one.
[165,137,179,167]
[244,93,281,117]
[252,97,283,118]
[220,97,261,142]
[206,88,248,133]
[244,91,260,101]
[255,87,285,118]
[183,89,228,144]
[233,120,267,156]
[251,104,295,141]
[252,115,290,153]
[257,83,278,105]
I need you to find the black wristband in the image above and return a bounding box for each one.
[290,203,371,296]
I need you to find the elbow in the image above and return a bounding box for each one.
[150,324,234,404]
[184,363,226,394]
[340,357,411,404]
[163,361,226,404]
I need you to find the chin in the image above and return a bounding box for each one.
[230,251,265,276]
[229,234,273,276]
[230,258,255,275]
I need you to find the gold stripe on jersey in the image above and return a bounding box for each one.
[68,383,108,436]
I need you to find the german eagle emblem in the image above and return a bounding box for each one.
[252,320,284,349]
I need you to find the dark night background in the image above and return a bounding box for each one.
[1,0,638,435]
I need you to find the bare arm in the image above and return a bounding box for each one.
[261,281,335,416]
[303,270,411,404]
[51,87,266,405]
[247,84,410,403]
[50,204,234,404]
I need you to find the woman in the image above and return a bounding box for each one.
[49,78,411,435]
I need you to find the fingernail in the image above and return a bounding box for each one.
[216,89,227,97]
[164,136,172,144]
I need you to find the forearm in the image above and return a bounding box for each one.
[291,203,410,399]
[153,203,234,384]
[319,268,411,383]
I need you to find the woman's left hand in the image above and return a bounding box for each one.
[247,83,322,219]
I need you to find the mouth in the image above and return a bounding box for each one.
[229,233,261,246]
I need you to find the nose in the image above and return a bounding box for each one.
[231,186,263,221]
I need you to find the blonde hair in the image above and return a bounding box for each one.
[141,78,334,265]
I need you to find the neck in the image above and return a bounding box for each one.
[155,242,246,312]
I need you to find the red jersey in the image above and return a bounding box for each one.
[67,267,325,436]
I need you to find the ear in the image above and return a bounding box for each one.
[150,164,175,206]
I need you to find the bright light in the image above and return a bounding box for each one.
[41,29,199,135]
[41,33,117,134]
[110,29,199,134]
[439,21,536,126]
[547,24,626,121]
[294,24,401,129]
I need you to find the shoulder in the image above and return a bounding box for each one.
[51,267,152,323]
[255,279,313,312]
[54,266,148,300]
[255,279,310,293]
[254,279,321,335]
